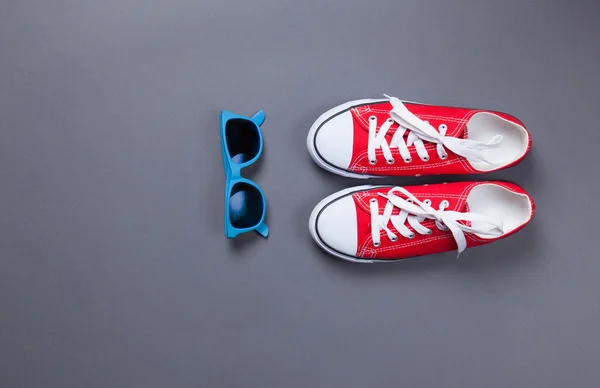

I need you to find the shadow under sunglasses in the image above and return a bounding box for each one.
[220,110,268,239]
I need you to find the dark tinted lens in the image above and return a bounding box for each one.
[229,182,264,229]
[225,118,260,164]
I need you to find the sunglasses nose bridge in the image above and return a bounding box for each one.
[228,162,241,178]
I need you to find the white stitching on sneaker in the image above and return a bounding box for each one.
[369,187,504,257]
[366,96,503,166]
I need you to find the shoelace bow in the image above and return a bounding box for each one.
[367,95,503,165]
[370,187,505,257]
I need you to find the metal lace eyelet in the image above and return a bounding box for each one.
[440,200,450,209]
[386,158,395,165]
[425,229,433,235]
[370,198,377,204]
[390,236,398,242]
[369,159,377,165]
[369,116,377,121]
[408,233,415,239]
[439,124,448,131]
[423,199,432,206]
[373,241,381,247]
[403,157,412,163]
[440,154,448,160]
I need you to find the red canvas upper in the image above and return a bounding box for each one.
[347,101,531,176]
[350,181,534,260]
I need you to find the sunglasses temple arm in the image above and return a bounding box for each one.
[252,110,265,127]
[255,223,268,238]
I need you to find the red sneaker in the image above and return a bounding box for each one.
[307,96,531,178]
[309,181,534,263]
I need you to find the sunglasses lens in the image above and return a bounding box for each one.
[226,119,260,164]
[229,182,264,229]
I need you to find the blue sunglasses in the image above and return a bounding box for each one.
[220,110,268,239]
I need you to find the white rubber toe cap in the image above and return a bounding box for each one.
[313,111,354,170]
[315,195,358,256]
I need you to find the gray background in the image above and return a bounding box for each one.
[1,0,599,387]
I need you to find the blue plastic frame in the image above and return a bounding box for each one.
[220,109,268,239]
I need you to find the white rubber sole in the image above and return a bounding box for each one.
[308,185,412,264]
[309,185,376,263]
[306,98,387,179]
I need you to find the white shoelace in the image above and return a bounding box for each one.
[370,187,505,257]
[367,96,503,165]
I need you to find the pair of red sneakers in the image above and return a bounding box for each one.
[307,96,534,263]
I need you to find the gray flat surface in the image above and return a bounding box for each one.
[1,1,599,387]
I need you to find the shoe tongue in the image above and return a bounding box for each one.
[354,102,470,140]
[388,195,469,216]
[394,192,472,227]
[399,185,470,213]
[355,184,474,215]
